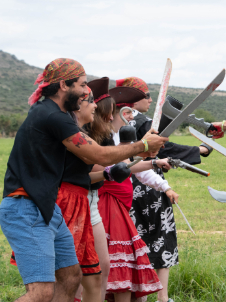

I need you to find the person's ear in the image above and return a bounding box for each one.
[59,80,69,92]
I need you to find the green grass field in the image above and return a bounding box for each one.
[1,136,226,301]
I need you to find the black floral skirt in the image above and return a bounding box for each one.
[129,170,179,269]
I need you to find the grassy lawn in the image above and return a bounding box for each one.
[1,136,226,301]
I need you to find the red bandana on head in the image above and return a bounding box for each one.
[116,77,149,94]
[28,58,86,106]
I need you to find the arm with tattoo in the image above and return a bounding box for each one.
[63,131,168,166]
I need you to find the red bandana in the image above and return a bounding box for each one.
[116,77,149,93]
[28,58,86,106]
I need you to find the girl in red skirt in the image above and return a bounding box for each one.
[97,87,168,302]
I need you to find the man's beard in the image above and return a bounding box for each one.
[64,91,81,111]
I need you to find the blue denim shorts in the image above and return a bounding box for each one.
[0,197,78,284]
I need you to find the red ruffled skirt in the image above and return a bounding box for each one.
[98,191,162,301]
[56,182,101,275]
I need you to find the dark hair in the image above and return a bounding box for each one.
[87,96,116,145]
[42,78,79,97]
[68,111,88,135]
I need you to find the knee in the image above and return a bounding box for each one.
[69,264,83,286]
[41,287,55,302]
[57,264,82,289]
[25,283,54,302]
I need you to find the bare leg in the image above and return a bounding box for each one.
[82,274,102,302]
[114,291,131,302]
[93,221,110,302]
[156,268,170,302]
[53,264,82,302]
[15,282,55,302]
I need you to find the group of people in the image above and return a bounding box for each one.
[0,58,214,302]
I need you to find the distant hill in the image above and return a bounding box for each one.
[0,50,225,121]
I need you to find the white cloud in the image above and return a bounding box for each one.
[84,1,116,9]
[0,18,26,34]
[135,37,173,52]
[0,0,225,89]
[86,45,134,62]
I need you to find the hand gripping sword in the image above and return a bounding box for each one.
[128,59,173,168]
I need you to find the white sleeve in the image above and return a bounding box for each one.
[134,169,171,192]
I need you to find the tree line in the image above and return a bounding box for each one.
[0,109,215,137]
[0,114,27,137]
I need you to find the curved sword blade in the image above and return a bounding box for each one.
[208,186,226,203]
[189,127,226,157]
[160,69,225,137]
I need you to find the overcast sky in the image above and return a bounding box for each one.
[1,0,226,90]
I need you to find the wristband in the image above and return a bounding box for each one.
[104,166,114,181]
[141,138,149,152]
[221,120,225,132]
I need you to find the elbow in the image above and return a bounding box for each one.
[95,155,110,167]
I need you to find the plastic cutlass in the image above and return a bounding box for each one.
[189,126,226,157]
[208,186,226,203]
[152,58,172,131]
[127,59,172,168]
[160,69,225,137]
[162,99,218,137]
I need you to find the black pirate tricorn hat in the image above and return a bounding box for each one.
[87,77,110,103]
[109,86,146,107]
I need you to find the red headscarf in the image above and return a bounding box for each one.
[28,58,86,106]
[116,77,149,94]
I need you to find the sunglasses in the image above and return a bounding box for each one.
[81,95,94,103]
[145,93,151,99]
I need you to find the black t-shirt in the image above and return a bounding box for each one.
[63,150,93,190]
[130,109,201,165]
[3,98,79,224]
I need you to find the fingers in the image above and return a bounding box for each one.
[162,162,172,170]
[173,193,179,204]
[166,190,179,204]
[149,128,158,134]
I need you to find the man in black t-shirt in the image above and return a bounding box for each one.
[0,59,169,302]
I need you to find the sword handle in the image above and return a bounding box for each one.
[206,124,218,138]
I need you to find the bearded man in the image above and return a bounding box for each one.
[0,61,168,302]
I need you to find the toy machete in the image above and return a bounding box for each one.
[189,126,226,157]
[208,186,226,203]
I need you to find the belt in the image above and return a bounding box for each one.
[12,195,31,200]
